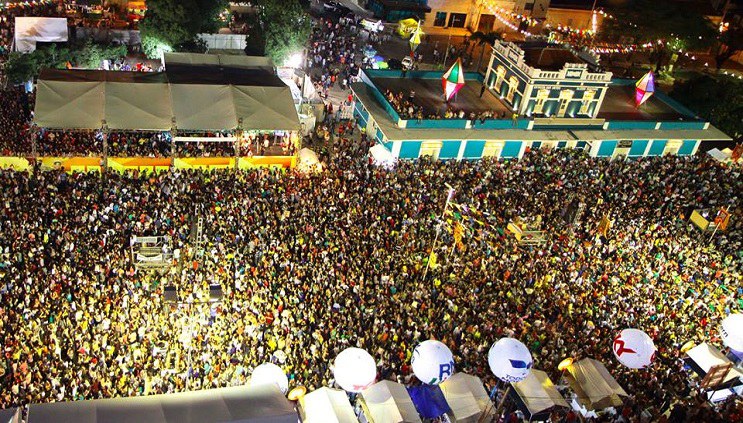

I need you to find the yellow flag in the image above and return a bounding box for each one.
[429,251,438,269]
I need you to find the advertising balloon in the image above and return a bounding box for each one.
[720,314,743,352]
[612,329,656,369]
[411,340,455,385]
[488,338,533,383]
[251,362,289,394]
[333,347,377,392]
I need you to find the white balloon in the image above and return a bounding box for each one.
[411,340,455,385]
[488,338,533,383]
[333,347,377,392]
[251,362,289,394]
[612,329,656,369]
[721,314,743,352]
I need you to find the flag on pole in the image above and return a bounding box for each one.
[409,26,424,52]
[442,58,465,101]
[428,251,438,269]
[597,214,612,237]
[635,71,655,107]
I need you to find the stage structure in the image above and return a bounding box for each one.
[32,54,301,170]
[131,236,173,270]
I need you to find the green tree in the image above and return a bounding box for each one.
[469,31,501,72]
[671,74,743,141]
[715,24,743,70]
[261,0,310,66]
[139,0,228,58]
[600,0,718,72]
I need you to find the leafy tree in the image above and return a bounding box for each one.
[671,74,743,141]
[469,31,502,71]
[600,0,718,71]
[715,24,743,70]
[140,0,228,58]
[261,0,310,66]
[4,42,126,85]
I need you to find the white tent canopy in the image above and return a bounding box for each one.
[564,358,628,410]
[301,387,357,423]
[361,380,422,423]
[369,144,395,167]
[511,369,570,418]
[686,342,743,385]
[34,66,300,132]
[439,373,494,423]
[27,385,297,423]
[14,17,68,52]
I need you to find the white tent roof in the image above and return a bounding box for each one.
[361,380,422,423]
[439,373,494,423]
[686,342,743,384]
[369,144,395,166]
[27,385,297,423]
[34,66,300,131]
[301,387,357,423]
[512,369,569,417]
[565,358,628,410]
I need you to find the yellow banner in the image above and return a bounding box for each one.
[690,210,709,231]
[0,157,30,171]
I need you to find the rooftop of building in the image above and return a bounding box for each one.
[520,44,585,72]
[365,70,698,123]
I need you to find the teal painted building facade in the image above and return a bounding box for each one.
[351,69,731,162]
[484,41,612,118]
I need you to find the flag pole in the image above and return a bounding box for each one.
[422,183,455,282]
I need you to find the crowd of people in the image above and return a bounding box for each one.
[0,132,740,421]
[384,88,506,122]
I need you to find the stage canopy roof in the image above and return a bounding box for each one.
[27,385,297,423]
[564,358,628,410]
[34,65,300,132]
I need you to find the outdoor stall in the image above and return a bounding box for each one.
[511,369,570,421]
[439,373,495,423]
[563,358,628,411]
[360,380,422,423]
[300,387,357,423]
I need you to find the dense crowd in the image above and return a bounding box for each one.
[0,135,741,421]
[384,88,505,121]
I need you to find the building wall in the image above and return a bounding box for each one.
[544,7,605,31]
[484,41,611,117]
[424,0,476,30]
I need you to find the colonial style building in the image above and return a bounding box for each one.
[484,40,612,118]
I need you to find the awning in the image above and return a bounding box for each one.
[34,67,300,132]
[511,369,569,419]
[27,385,297,423]
[564,358,628,410]
[361,380,422,423]
[300,387,357,423]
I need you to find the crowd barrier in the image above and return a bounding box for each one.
[0,156,297,173]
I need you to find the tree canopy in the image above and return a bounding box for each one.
[671,74,743,141]
[4,41,127,85]
[260,0,310,66]
[600,0,718,70]
[139,0,228,58]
